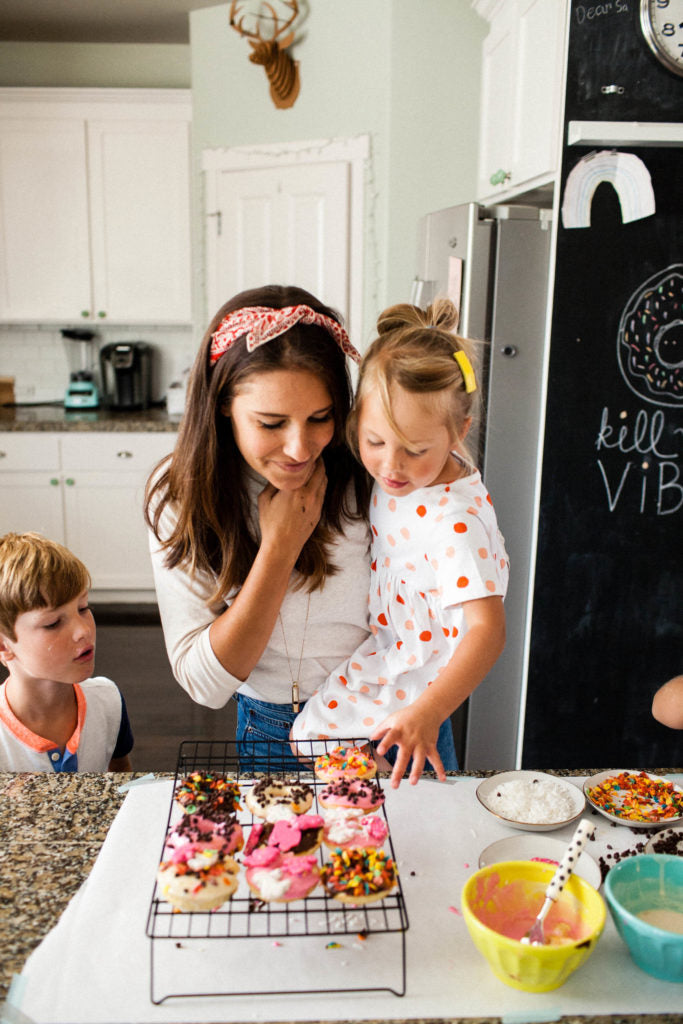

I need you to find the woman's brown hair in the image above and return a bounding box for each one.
[145,285,369,603]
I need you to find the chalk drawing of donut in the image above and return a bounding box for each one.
[617,264,683,409]
[561,151,655,229]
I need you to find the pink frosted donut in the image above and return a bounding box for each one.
[318,778,385,812]
[244,814,323,857]
[314,745,377,783]
[322,807,389,851]
[157,845,239,912]
[165,811,244,857]
[244,847,320,902]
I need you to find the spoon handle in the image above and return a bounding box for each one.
[546,818,595,902]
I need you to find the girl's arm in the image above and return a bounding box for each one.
[371,595,506,787]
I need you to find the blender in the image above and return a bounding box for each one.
[62,328,100,409]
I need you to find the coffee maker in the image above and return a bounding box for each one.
[100,342,152,411]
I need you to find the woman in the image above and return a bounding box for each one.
[145,285,372,766]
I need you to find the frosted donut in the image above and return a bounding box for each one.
[174,772,241,814]
[244,814,323,857]
[314,745,377,783]
[321,847,397,904]
[157,846,239,912]
[245,776,313,819]
[165,811,244,857]
[244,848,320,902]
[322,807,389,851]
[318,778,385,812]
[617,264,683,408]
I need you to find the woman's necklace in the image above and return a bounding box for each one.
[278,593,311,712]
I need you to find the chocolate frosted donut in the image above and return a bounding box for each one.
[318,777,385,812]
[618,264,683,408]
[245,776,314,819]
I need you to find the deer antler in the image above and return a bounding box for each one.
[229,1,301,109]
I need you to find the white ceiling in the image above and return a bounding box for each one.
[0,0,229,45]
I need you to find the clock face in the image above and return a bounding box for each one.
[640,0,683,76]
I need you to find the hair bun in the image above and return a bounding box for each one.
[376,297,459,336]
[425,297,459,331]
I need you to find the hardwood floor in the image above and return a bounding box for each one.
[92,604,237,772]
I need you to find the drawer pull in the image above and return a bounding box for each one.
[50,477,59,486]
[0,451,6,459]
[117,450,134,459]
[65,477,75,486]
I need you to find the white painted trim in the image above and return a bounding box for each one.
[568,120,683,147]
[0,87,191,120]
[201,135,369,341]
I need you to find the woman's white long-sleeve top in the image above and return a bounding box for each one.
[148,482,371,710]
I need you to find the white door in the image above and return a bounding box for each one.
[207,162,350,320]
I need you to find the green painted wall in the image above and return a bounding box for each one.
[0,42,190,88]
[190,0,486,343]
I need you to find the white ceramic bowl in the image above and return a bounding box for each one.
[583,770,683,829]
[478,834,602,889]
[475,771,585,832]
[645,825,683,856]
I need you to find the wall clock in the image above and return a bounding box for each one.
[639,0,683,76]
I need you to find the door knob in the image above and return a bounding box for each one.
[501,345,518,357]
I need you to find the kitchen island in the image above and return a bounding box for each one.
[2,769,681,1023]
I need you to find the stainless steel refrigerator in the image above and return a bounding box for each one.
[412,202,552,769]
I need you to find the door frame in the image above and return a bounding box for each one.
[202,135,369,341]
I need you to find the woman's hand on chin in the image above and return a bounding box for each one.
[258,459,327,560]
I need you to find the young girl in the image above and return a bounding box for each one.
[291,298,509,786]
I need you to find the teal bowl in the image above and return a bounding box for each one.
[604,854,683,983]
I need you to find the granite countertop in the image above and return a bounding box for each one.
[0,404,179,432]
[1,769,681,1024]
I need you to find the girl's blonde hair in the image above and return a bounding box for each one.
[0,532,91,640]
[347,297,481,465]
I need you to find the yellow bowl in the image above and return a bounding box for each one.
[461,860,606,992]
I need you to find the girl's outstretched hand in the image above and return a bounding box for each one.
[371,706,446,788]
[257,459,327,563]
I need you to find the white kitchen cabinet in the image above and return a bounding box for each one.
[0,88,192,325]
[0,431,175,595]
[475,0,569,201]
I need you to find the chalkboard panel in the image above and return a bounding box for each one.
[523,4,682,768]
[566,1,681,122]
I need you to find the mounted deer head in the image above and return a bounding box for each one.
[229,0,301,110]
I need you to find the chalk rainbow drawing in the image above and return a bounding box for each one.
[617,264,683,409]
[561,151,655,229]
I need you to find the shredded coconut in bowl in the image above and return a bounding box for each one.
[485,778,578,824]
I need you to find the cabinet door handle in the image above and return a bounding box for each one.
[65,477,75,486]
[80,310,90,318]
[50,477,59,486]
[97,311,107,319]
[0,451,6,459]
[489,169,512,187]
[116,450,133,459]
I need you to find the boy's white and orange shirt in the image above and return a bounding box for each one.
[0,677,127,771]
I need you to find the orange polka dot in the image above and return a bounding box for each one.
[454,521,467,533]
[328,700,338,709]
[350,661,362,671]
[396,594,405,605]
[372,524,378,535]
[486,580,497,592]
[326,724,339,731]
[339,675,348,687]
[478,547,489,559]
[371,559,377,572]
[467,506,478,515]
[446,546,455,558]
[384,557,391,567]
[372,493,378,507]
[317,733,331,740]
[378,676,388,685]
[419,630,432,642]
[377,613,388,626]
[475,496,483,507]
[457,576,469,588]
[428,608,436,620]
[452,626,459,637]
[442,626,450,637]
[405,619,414,630]
[405,562,416,571]
[370,624,378,635]
[407,654,417,666]
[360,685,370,694]
[373,699,383,705]
[348,695,357,704]
[431,558,439,570]
[396,690,407,700]
[416,505,427,517]
[363,717,375,727]
[396,640,403,649]
[388,498,396,511]
[387,534,396,547]
[400,527,410,539]
[486,493,493,505]
[439,495,448,506]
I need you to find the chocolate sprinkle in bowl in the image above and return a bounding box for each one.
[645,825,683,856]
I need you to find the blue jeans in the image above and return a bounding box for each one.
[233,693,458,773]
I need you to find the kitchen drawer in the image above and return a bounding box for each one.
[60,432,174,472]
[0,432,60,470]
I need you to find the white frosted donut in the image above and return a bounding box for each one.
[245,776,314,819]
[322,807,388,851]
[156,846,239,912]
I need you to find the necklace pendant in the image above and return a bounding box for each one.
[291,681,300,713]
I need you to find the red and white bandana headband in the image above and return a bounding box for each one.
[209,304,361,366]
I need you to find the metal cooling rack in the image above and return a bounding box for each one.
[146,738,409,1004]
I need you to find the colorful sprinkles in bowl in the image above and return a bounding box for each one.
[586,771,683,823]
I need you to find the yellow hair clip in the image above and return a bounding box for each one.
[453,350,477,393]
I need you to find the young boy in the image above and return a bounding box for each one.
[0,532,133,771]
